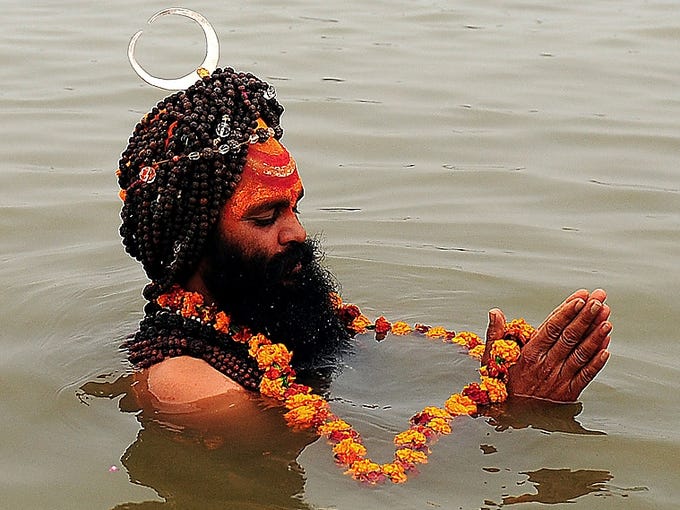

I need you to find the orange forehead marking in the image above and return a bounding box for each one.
[225,119,302,220]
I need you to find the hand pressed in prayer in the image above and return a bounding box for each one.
[482,289,611,403]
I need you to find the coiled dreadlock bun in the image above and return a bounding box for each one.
[117,67,285,300]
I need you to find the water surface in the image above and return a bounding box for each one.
[1,1,679,508]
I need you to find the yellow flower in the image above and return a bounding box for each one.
[284,406,315,428]
[490,339,521,364]
[284,393,325,410]
[481,376,508,403]
[425,326,448,339]
[391,321,413,335]
[420,406,452,420]
[444,393,477,416]
[254,343,292,370]
[318,419,352,435]
[351,314,372,334]
[394,429,427,448]
[213,311,231,334]
[505,318,535,343]
[381,462,407,484]
[426,417,452,435]
[333,438,367,465]
[284,401,330,429]
[395,448,428,465]
[453,331,482,347]
[247,333,271,358]
[259,376,286,399]
[468,344,485,360]
[347,459,383,483]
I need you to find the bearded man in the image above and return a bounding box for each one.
[117,67,611,415]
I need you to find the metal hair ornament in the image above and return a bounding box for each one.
[128,7,220,90]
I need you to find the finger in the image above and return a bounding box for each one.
[547,298,604,365]
[584,303,611,338]
[482,308,506,365]
[522,297,586,364]
[569,348,610,398]
[534,289,589,334]
[589,288,607,304]
[563,321,612,379]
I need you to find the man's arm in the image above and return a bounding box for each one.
[483,289,611,402]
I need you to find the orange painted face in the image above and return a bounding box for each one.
[225,118,303,221]
[220,119,306,260]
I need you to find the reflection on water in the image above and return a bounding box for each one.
[502,468,613,506]
[82,369,619,509]
[485,397,605,435]
[81,375,315,510]
[5,0,680,508]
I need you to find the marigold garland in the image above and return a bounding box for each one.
[155,285,535,485]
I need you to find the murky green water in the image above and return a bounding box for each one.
[2,1,679,508]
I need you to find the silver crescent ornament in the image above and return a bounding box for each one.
[128,7,220,90]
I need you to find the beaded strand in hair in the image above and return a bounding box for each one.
[117,68,284,300]
[119,68,287,383]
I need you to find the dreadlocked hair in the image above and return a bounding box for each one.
[117,67,285,301]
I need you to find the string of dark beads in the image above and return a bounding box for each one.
[118,68,284,386]
[123,303,262,391]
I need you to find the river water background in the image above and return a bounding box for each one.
[2,0,679,508]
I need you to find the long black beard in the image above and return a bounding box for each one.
[201,235,353,376]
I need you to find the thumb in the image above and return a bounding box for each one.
[482,308,506,365]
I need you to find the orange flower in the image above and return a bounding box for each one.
[490,339,521,364]
[425,326,449,339]
[259,376,287,399]
[381,462,407,484]
[394,448,428,468]
[318,418,353,437]
[444,393,477,416]
[254,343,292,370]
[351,314,372,334]
[421,406,452,420]
[391,321,413,335]
[282,383,311,399]
[284,392,325,410]
[374,316,391,336]
[411,406,452,428]
[394,429,427,449]
[480,376,508,403]
[505,318,535,344]
[284,400,331,429]
[247,333,272,359]
[468,344,485,360]
[156,285,184,309]
[118,189,127,202]
[333,438,367,466]
[347,459,383,483]
[232,327,253,344]
[425,417,452,435]
[454,331,483,349]
[213,311,231,334]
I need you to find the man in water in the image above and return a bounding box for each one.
[117,68,611,412]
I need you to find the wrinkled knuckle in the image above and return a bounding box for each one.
[561,329,580,347]
[572,346,590,365]
[544,321,562,341]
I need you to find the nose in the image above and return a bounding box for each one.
[278,211,306,245]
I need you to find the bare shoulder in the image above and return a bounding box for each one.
[132,356,272,437]
[144,356,245,406]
